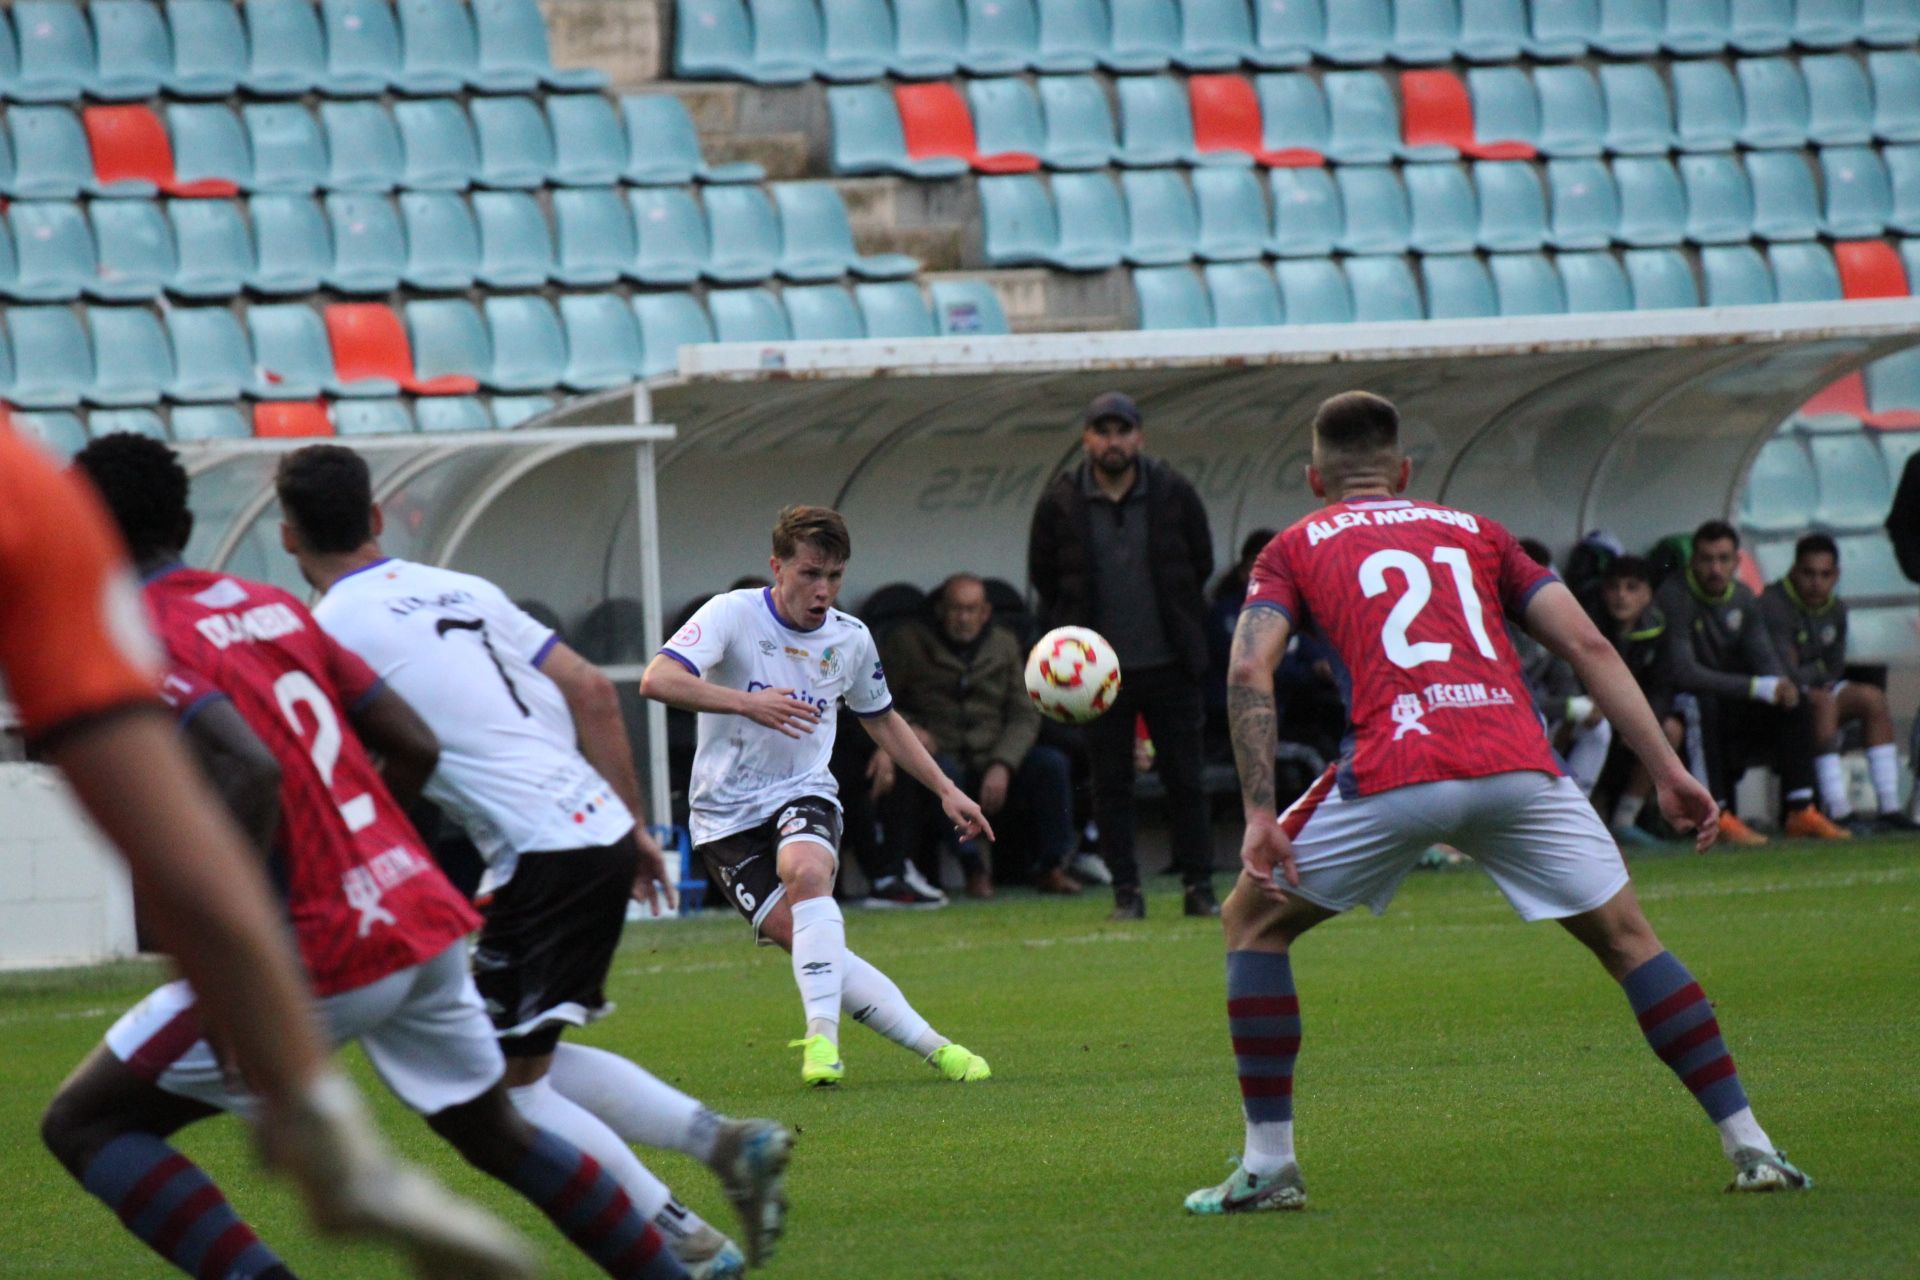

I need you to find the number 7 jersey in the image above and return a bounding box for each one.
[1244,497,1564,797]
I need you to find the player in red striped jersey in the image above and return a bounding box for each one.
[1184,392,1808,1215]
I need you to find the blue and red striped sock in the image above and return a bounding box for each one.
[508,1129,687,1280]
[80,1133,292,1279]
[1226,949,1300,1175]
[1621,951,1750,1123]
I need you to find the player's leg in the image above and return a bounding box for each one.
[1835,681,1911,824]
[778,829,849,1075]
[1136,668,1218,916]
[1773,694,1848,838]
[1609,716,1680,845]
[1563,716,1614,798]
[1805,686,1853,820]
[1009,742,1081,894]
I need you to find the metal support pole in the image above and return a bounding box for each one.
[634,434,672,834]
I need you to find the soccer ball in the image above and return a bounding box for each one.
[1024,627,1122,725]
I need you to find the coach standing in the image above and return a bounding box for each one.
[1029,391,1220,920]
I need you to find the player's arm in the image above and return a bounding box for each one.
[182,697,284,856]
[347,685,440,809]
[638,653,822,737]
[859,708,994,843]
[1225,603,1298,891]
[1523,581,1718,851]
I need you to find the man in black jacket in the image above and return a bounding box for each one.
[1028,391,1219,920]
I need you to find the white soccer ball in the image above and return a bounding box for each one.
[1024,626,1122,725]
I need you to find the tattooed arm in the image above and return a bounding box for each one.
[1226,604,1301,890]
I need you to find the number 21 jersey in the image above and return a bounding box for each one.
[1244,497,1564,797]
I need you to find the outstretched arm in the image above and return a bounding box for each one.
[860,709,994,843]
[638,654,822,737]
[1226,604,1296,892]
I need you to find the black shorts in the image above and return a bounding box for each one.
[472,834,638,1057]
[696,796,842,930]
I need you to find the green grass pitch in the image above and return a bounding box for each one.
[3,839,1916,1279]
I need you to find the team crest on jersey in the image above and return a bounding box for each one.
[1391,694,1430,740]
[1819,624,1837,645]
[674,621,702,647]
[1725,608,1743,631]
[819,646,842,679]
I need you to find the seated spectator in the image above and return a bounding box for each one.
[1760,533,1919,832]
[1513,539,1613,798]
[1592,556,1687,846]
[878,573,1079,898]
[1655,520,1844,845]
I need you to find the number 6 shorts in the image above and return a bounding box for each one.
[696,794,843,934]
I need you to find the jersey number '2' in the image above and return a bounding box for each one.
[1358,546,1499,669]
[273,670,378,833]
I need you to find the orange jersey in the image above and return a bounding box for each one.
[0,424,164,743]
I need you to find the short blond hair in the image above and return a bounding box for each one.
[771,505,851,562]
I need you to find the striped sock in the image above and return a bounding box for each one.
[1620,951,1750,1124]
[80,1133,291,1279]
[1226,949,1300,1177]
[507,1129,687,1280]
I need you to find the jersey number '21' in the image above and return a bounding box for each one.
[273,670,378,833]
[1358,546,1500,669]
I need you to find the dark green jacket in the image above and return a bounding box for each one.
[879,620,1040,773]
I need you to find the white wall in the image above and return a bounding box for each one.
[0,764,137,970]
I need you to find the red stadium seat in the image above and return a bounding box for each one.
[894,84,1038,174]
[83,105,238,198]
[1736,549,1764,595]
[1835,240,1910,300]
[253,401,334,438]
[1400,70,1535,161]
[324,304,479,396]
[1189,74,1323,167]
[1800,370,1869,418]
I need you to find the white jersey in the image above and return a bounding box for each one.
[313,559,633,884]
[662,587,892,846]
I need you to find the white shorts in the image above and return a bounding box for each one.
[1279,770,1630,923]
[106,940,504,1117]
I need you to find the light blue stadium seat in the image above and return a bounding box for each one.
[929,279,1010,333]
[818,0,893,81]
[1746,150,1820,240]
[1623,247,1700,308]
[1700,243,1776,303]
[1535,64,1604,157]
[551,187,635,286]
[243,0,324,95]
[1664,0,1731,53]
[970,78,1048,164]
[246,303,329,397]
[167,104,251,196]
[1178,0,1256,70]
[0,217,14,294]
[9,201,96,301]
[243,103,325,193]
[674,0,756,79]
[746,0,826,84]
[828,85,966,178]
[1805,54,1874,147]
[1599,63,1672,156]
[979,174,1056,265]
[1193,167,1266,260]
[1334,166,1408,253]
[1740,436,1814,531]
[392,98,479,191]
[8,108,97,199]
[1034,0,1106,71]
[546,95,627,187]
[472,0,606,90]
[1254,0,1322,65]
[1671,60,1740,152]
[963,0,1039,74]
[1489,252,1566,314]
[1103,0,1180,71]
[325,192,404,293]
[397,191,479,289]
[1614,156,1685,247]
[1317,0,1390,63]
[622,96,763,185]
[90,1,171,100]
[1811,434,1892,528]
[1256,73,1332,159]
[320,101,404,193]
[1275,256,1353,321]
[1869,348,1920,421]
[1556,250,1630,311]
[1474,160,1547,250]
[1525,0,1597,58]
[1120,168,1199,263]
[1422,254,1496,318]
[10,1,93,102]
[784,284,866,339]
[1323,71,1398,164]
[1406,163,1476,254]
[558,293,644,390]
[1793,0,1865,49]
[1051,170,1128,268]
[395,0,478,94]
[9,412,89,456]
[774,182,916,281]
[891,0,965,78]
[165,0,248,97]
[1465,67,1541,152]
[487,395,554,427]
[320,0,402,95]
[1729,0,1793,51]
[1204,261,1283,326]
[90,199,174,300]
[702,184,781,283]
[165,307,252,402]
[1345,255,1421,321]
[1870,51,1920,144]
[1821,146,1893,238]
[629,187,709,285]
[855,281,938,336]
[1834,535,1907,597]
[330,400,414,436]
[1679,153,1755,244]
[406,299,492,386]
[1457,0,1527,60]
[1888,144,1920,234]
[1593,0,1662,54]
[1546,157,1619,249]
[414,397,493,432]
[87,408,169,438]
[1117,76,1211,167]
[1768,241,1841,301]
[1392,0,1460,64]
[1902,236,1920,291]
[1737,58,1810,149]
[169,199,250,297]
[1880,427,1920,493]
[482,295,567,391]
[1133,265,1212,327]
[249,194,329,294]
[1865,0,1920,44]
[1265,166,1341,256]
[709,288,792,342]
[471,97,554,190]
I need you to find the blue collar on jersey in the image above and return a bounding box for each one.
[763,587,824,633]
[140,559,188,585]
[333,556,393,586]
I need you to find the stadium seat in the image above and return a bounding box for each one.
[1812,434,1892,527]
[1769,241,1842,301]
[628,187,709,285]
[1266,166,1342,256]
[1115,76,1208,167]
[10,1,93,102]
[776,182,916,281]
[1821,147,1893,238]
[1400,69,1536,160]
[891,0,965,78]
[395,0,478,94]
[392,98,480,191]
[1664,0,1730,53]
[1465,67,1541,153]
[326,400,411,436]
[1867,347,1920,425]
[88,106,237,198]
[249,194,330,294]
[1623,247,1700,308]
[7,108,94,199]
[86,408,170,439]
[1865,0,1920,44]
[397,191,479,289]
[320,0,402,95]
[471,96,554,189]
[1545,158,1618,249]
[1534,64,1604,157]
[1103,0,1180,71]
[929,279,1010,333]
[250,400,333,437]
[1888,145,1920,233]
[1275,257,1354,322]
[546,96,626,188]
[0,216,15,295]
[405,298,492,386]
[1253,0,1322,65]
[1406,162,1477,253]
[1793,0,1865,49]
[1806,54,1875,147]
[1316,0,1391,63]
[1598,63,1673,156]
[1795,368,1869,428]
[90,0,171,101]
[898,83,1040,173]
[701,184,781,282]
[1192,74,1323,166]
[622,96,763,185]
[1680,153,1755,244]
[970,78,1047,163]
[744,0,826,83]
[329,301,478,395]
[1737,58,1810,149]
[1525,0,1598,58]
[482,295,567,390]
[552,187,637,286]
[674,0,756,79]
[473,0,605,89]
[1177,0,1256,70]
[1595,0,1662,54]
[1335,166,1409,253]
[979,174,1057,265]
[1203,261,1283,326]
[1422,254,1496,318]
[1119,169,1199,263]
[243,0,325,95]
[1029,0,1104,70]
[1037,76,1119,169]
[1833,534,1907,597]
[1700,243,1776,303]
[1132,264,1212,327]
[1614,157,1685,247]
[1323,71,1400,164]
[1345,255,1421,320]
[1870,51,1920,144]
[962,0,1039,74]
[1050,170,1128,268]
[1457,0,1528,61]
[247,303,332,397]
[1740,437,1815,532]
[169,198,252,297]
[89,199,174,300]
[488,394,555,426]
[318,101,403,193]
[8,412,89,457]
[557,293,645,390]
[1556,250,1630,311]
[9,201,96,301]
[243,103,326,193]
[1835,238,1909,297]
[709,287,792,342]
[1392,0,1460,64]
[414,397,492,432]
[818,0,893,80]
[165,0,248,98]
[324,193,404,293]
[1474,160,1548,250]
[1255,74,1333,164]
[1193,167,1267,260]
[165,306,253,402]
[1489,252,1566,314]
[855,280,938,336]
[473,192,554,287]
[166,104,250,197]
[784,284,866,339]
[1747,151,1821,240]
[1671,60,1741,152]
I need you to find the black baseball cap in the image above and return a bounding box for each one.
[1082,391,1141,430]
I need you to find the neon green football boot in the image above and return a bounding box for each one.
[788,1035,844,1088]
[928,1043,991,1082]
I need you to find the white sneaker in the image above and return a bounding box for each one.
[901,861,949,903]
[1069,852,1113,886]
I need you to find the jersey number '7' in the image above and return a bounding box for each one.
[1360,546,1500,670]
[435,616,531,717]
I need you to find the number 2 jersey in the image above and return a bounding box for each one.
[1244,496,1564,798]
[144,566,480,996]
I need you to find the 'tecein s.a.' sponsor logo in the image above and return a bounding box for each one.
[1421,681,1517,710]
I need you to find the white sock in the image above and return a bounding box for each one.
[1243,1119,1296,1177]
[843,950,947,1058]
[789,896,847,1040]
[1716,1105,1773,1161]
[508,1077,676,1219]
[548,1042,718,1163]
[1813,752,1852,819]
[1611,793,1646,831]
[1868,743,1902,814]
[1565,720,1613,796]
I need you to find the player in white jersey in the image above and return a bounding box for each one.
[275,445,793,1274]
[640,505,995,1088]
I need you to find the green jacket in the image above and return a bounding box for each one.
[879,620,1041,774]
